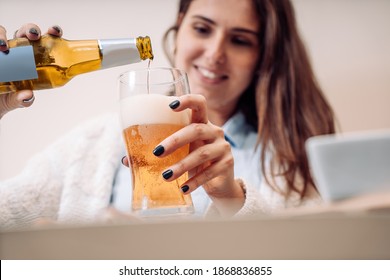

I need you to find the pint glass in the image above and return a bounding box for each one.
[119,67,194,216]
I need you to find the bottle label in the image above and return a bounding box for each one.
[0,46,38,82]
[99,39,141,69]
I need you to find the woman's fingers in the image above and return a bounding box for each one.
[13,24,63,40]
[182,153,234,194]
[154,119,233,192]
[18,90,35,106]
[155,122,225,156]
[0,90,35,119]
[152,93,235,193]
[164,142,233,189]
[13,23,42,40]
[10,90,34,107]
[0,24,62,53]
[170,94,208,124]
[160,136,230,178]
[0,25,9,51]
[121,156,130,167]
[47,25,63,37]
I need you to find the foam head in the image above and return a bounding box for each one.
[120,94,190,128]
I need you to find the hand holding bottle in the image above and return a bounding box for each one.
[1,24,152,103]
[0,23,62,119]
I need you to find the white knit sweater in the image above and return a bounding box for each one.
[0,113,322,230]
[0,114,123,229]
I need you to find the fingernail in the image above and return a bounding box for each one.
[52,25,61,33]
[0,39,8,54]
[22,96,35,103]
[162,169,173,180]
[153,145,164,156]
[169,100,180,109]
[29,28,39,36]
[181,185,189,193]
[121,156,126,165]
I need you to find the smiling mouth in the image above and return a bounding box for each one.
[196,66,228,81]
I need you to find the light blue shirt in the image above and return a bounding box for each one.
[111,111,262,215]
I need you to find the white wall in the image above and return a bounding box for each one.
[1,0,390,180]
[293,0,390,132]
[0,0,177,180]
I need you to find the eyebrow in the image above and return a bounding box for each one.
[192,15,259,36]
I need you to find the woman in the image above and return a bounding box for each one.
[153,0,336,214]
[0,0,335,228]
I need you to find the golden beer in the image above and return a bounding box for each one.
[123,123,193,212]
[120,93,194,216]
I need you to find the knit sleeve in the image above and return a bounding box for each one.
[0,143,63,230]
[0,113,122,230]
[205,177,323,218]
[204,179,271,218]
[236,177,323,216]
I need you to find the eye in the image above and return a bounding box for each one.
[231,36,253,46]
[193,23,211,35]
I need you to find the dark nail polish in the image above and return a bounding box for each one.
[153,145,164,156]
[29,28,39,36]
[52,26,61,33]
[0,40,6,47]
[181,185,189,193]
[2,50,9,55]
[162,169,173,180]
[169,100,180,109]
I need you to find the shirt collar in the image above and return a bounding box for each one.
[222,111,256,148]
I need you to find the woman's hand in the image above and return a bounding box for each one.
[121,94,246,216]
[0,24,62,119]
[154,94,246,216]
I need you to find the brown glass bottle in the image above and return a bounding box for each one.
[0,34,153,94]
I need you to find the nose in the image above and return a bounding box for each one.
[206,34,226,65]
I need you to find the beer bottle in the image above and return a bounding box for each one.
[0,34,153,94]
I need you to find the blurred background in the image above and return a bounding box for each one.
[1,0,390,180]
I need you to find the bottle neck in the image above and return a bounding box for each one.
[98,38,143,69]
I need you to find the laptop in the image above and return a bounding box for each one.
[305,129,390,202]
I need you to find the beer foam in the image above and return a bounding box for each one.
[120,94,190,127]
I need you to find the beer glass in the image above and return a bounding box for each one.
[119,67,194,217]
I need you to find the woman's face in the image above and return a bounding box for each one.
[174,0,260,115]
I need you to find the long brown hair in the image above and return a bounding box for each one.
[163,0,336,199]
